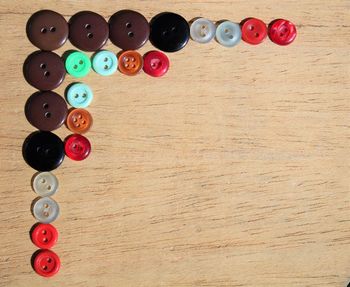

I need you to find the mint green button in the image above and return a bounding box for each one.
[65,51,91,78]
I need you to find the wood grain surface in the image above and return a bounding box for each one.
[0,0,349,286]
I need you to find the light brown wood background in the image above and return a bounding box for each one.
[0,0,349,286]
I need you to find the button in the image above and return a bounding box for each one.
[109,10,149,50]
[241,18,267,45]
[32,172,59,197]
[118,50,143,76]
[66,108,93,134]
[26,10,68,51]
[216,21,241,47]
[65,134,91,161]
[25,91,67,131]
[24,51,65,91]
[66,83,93,108]
[268,19,297,46]
[31,223,58,249]
[33,249,60,277]
[65,51,91,78]
[149,12,190,52]
[23,131,64,171]
[32,197,60,224]
[92,50,118,76]
[190,18,216,44]
[143,51,169,77]
[69,11,109,51]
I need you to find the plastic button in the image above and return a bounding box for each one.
[31,223,58,249]
[65,134,91,161]
[118,50,143,76]
[143,51,169,77]
[32,197,60,224]
[92,50,118,76]
[66,108,93,134]
[190,18,216,44]
[216,21,241,47]
[268,19,297,46]
[241,18,267,45]
[65,51,91,78]
[32,172,59,197]
[66,83,93,108]
[33,249,60,277]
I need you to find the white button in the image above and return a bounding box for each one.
[190,18,216,44]
[216,21,241,47]
[32,172,59,197]
[33,197,60,224]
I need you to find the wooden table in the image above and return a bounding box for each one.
[0,1,349,286]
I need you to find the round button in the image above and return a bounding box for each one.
[143,51,169,77]
[216,21,241,47]
[26,10,68,51]
[23,131,64,171]
[190,18,216,44]
[66,83,93,108]
[65,134,91,161]
[31,223,58,249]
[32,172,59,197]
[65,51,91,78]
[92,50,118,76]
[109,10,149,50]
[32,197,60,224]
[66,108,93,134]
[118,50,143,76]
[24,51,65,91]
[241,18,267,45]
[25,91,67,131]
[69,11,109,51]
[33,249,60,277]
[149,12,190,52]
[268,19,297,46]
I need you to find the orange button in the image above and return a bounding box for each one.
[118,50,143,76]
[66,108,92,134]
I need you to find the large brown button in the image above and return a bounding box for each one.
[26,10,68,51]
[69,11,109,52]
[25,91,67,131]
[24,51,65,91]
[109,10,149,50]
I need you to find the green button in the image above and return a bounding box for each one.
[65,51,91,78]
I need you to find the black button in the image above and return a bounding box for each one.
[149,12,190,52]
[23,131,64,171]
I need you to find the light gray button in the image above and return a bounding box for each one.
[216,21,241,47]
[32,172,59,197]
[190,18,216,44]
[33,197,59,223]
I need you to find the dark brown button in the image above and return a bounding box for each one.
[26,10,68,51]
[25,91,67,131]
[24,51,65,91]
[69,11,109,52]
[109,10,149,50]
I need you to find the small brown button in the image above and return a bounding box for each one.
[66,108,93,134]
[109,10,149,50]
[24,51,65,91]
[25,91,68,131]
[26,10,68,51]
[69,11,109,52]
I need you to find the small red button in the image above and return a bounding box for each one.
[241,18,267,45]
[33,249,60,277]
[65,134,91,161]
[143,51,170,77]
[268,19,297,46]
[31,223,58,249]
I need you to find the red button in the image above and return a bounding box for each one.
[241,18,267,45]
[31,223,58,249]
[143,51,170,77]
[268,19,297,46]
[65,134,91,161]
[33,249,60,277]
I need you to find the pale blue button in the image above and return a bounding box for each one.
[92,50,118,76]
[216,21,241,47]
[66,83,93,108]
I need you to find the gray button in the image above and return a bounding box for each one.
[33,197,60,223]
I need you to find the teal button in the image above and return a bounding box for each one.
[92,50,118,76]
[65,51,91,78]
[66,83,93,108]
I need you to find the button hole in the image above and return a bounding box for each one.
[44,71,50,77]
[171,26,176,32]
[41,179,46,183]
[73,65,78,69]
[43,238,48,242]
[73,118,77,122]
[128,31,134,37]
[104,65,108,69]
[249,26,254,31]
[42,265,48,270]
[82,120,86,124]
[44,203,49,208]
[79,60,83,65]
[104,57,108,62]
[255,32,260,38]
[43,103,49,109]
[42,230,47,234]
[75,94,79,98]
[40,28,47,33]
[47,185,51,190]
[87,33,93,39]
[47,258,52,263]
[83,93,87,98]
[85,23,91,29]
[162,30,168,36]
[40,63,46,69]
[45,112,51,118]
[78,114,82,119]
[49,26,56,32]
[126,22,132,28]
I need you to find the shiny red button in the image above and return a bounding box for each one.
[65,134,91,161]
[241,18,267,45]
[33,249,60,277]
[31,223,58,249]
[268,19,297,46]
[143,51,170,77]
